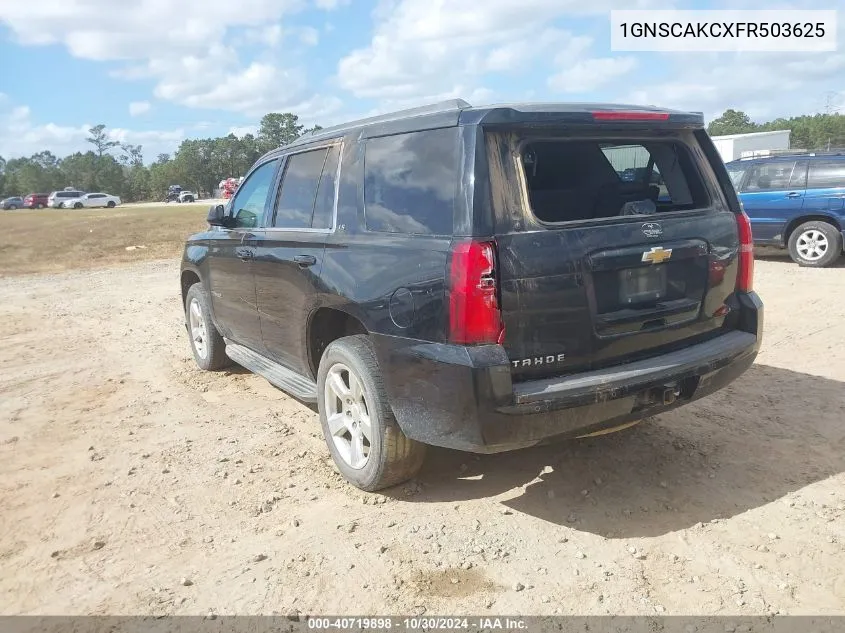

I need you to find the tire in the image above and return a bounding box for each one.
[317,335,426,491]
[36,204,43,209]
[10,205,18,210]
[73,202,83,209]
[107,200,116,208]
[184,283,231,371]
[787,220,842,267]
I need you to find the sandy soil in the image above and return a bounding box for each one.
[1,257,843,616]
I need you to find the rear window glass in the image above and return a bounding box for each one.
[517,137,709,224]
[364,128,458,236]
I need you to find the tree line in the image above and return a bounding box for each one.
[0,113,321,202]
[707,109,845,150]
[4,108,845,202]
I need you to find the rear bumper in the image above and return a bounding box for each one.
[375,292,763,453]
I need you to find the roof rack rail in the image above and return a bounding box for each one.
[290,99,472,146]
[738,149,845,160]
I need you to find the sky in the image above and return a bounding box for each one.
[0,0,843,161]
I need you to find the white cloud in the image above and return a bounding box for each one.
[335,0,665,100]
[244,23,284,47]
[0,0,303,59]
[613,1,845,121]
[128,101,151,116]
[620,49,845,122]
[315,0,349,9]
[0,0,334,117]
[228,125,258,137]
[299,26,319,46]
[0,96,184,160]
[548,56,638,93]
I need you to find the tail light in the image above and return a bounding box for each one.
[736,211,754,292]
[448,240,504,345]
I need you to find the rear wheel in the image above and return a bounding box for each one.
[36,203,44,209]
[73,202,83,209]
[317,335,425,491]
[185,283,230,371]
[9,204,18,210]
[788,220,842,267]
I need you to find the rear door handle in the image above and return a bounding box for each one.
[236,248,253,261]
[785,191,802,198]
[294,254,317,268]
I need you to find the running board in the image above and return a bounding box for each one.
[224,342,318,403]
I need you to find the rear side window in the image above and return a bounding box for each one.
[312,145,341,229]
[726,164,747,189]
[515,137,709,224]
[272,144,340,229]
[364,128,458,236]
[807,160,845,189]
[273,149,328,229]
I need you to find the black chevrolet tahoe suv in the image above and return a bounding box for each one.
[180,100,763,491]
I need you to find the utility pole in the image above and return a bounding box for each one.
[823,92,842,114]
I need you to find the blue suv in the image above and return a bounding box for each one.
[726,154,845,267]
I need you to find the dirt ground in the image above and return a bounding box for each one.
[0,256,843,617]
[0,204,208,276]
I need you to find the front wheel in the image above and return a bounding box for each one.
[73,202,83,209]
[107,200,116,208]
[184,283,230,370]
[788,220,842,267]
[317,335,426,491]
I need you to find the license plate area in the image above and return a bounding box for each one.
[619,265,667,305]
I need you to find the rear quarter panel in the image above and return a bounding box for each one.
[320,138,451,341]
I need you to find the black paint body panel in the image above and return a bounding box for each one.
[180,101,763,452]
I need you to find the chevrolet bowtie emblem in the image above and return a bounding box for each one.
[641,246,673,264]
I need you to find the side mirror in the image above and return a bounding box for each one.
[207,204,227,226]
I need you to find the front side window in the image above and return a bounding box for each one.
[229,159,278,229]
[364,128,458,236]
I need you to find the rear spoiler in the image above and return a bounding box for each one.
[463,108,704,129]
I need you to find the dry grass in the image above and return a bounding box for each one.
[0,203,211,276]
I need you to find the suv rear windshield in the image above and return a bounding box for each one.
[502,133,711,224]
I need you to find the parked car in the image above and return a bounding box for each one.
[2,196,23,210]
[22,193,49,209]
[48,190,86,208]
[179,191,196,203]
[165,185,182,203]
[59,193,121,209]
[726,153,845,267]
[180,100,762,491]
